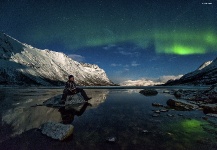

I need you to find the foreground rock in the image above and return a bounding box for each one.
[139,89,158,96]
[40,122,74,141]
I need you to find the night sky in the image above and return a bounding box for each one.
[1,0,217,83]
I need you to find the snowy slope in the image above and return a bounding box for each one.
[165,58,217,85]
[0,32,113,86]
[197,61,213,70]
[120,79,163,86]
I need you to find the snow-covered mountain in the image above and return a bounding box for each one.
[0,32,113,86]
[165,57,217,85]
[120,79,163,86]
[197,61,213,70]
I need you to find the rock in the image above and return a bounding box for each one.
[202,104,217,114]
[160,109,169,112]
[40,122,74,141]
[167,114,174,117]
[167,132,173,136]
[106,137,117,143]
[174,90,182,98]
[152,114,160,117]
[206,113,217,118]
[163,90,170,93]
[202,116,208,120]
[166,99,197,111]
[139,89,158,96]
[152,103,163,107]
[142,130,149,133]
[155,110,161,113]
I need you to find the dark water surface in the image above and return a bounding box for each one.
[0,87,217,150]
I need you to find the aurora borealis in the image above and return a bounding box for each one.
[1,0,217,82]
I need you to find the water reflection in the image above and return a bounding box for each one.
[0,88,109,140]
[1,88,217,149]
[59,102,91,124]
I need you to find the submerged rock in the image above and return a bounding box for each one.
[167,114,174,117]
[139,89,158,96]
[152,103,163,107]
[152,114,160,117]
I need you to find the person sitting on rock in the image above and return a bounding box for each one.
[60,75,92,104]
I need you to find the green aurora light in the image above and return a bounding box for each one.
[7,0,214,56]
[31,27,217,55]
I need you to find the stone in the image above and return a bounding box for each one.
[167,114,174,117]
[40,122,74,141]
[160,109,169,112]
[152,114,160,117]
[202,104,217,114]
[139,89,158,96]
[163,90,170,93]
[202,116,208,120]
[152,103,163,107]
[155,110,161,113]
[174,90,182,98]
[106,137,117,142]
[142,130,149,133]
[206,113,217,118]
[167,132,173,136]
[166,99,197,111]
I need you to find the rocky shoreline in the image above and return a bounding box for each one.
[169,84,217,114]
[140,85,217,117]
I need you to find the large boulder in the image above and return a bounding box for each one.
[139,89,158,96]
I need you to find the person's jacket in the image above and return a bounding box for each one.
[63,81,77,93]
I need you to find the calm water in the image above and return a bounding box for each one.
[0,87,217,150]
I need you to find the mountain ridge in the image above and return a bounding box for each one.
[164,57,217,85]
[0,32,113,86]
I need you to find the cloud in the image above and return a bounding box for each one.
[119,75,183,85]
[103,44,116,50]
[68,54,85,62]
[120,78,163,86]
[110,63,122,67]
[111,61,139,68]
[158,75,183,83]
[131,61,140,67]
[118,50,140,56]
